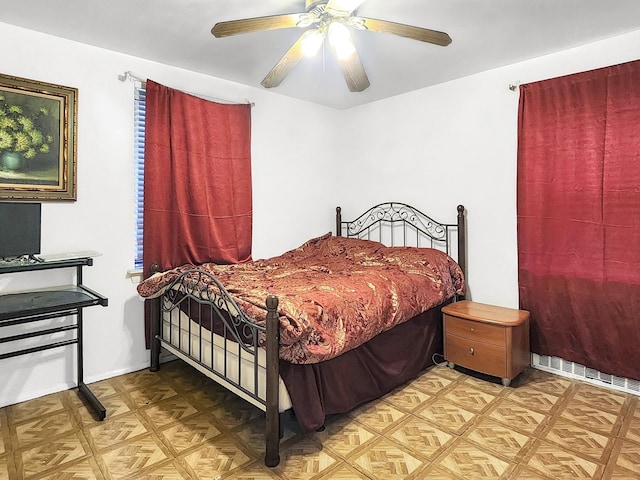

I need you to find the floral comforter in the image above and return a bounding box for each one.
[137,233,465,364]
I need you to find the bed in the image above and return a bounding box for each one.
[137,202,467,467]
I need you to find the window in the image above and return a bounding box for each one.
[133,85,146,270]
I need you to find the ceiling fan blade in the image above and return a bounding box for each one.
[325,0,367,16]
[357,17,452,46]
[261,31,315,88]
[328,40,370,92]
[212,13,306,37]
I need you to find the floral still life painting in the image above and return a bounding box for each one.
[0,74,77,200]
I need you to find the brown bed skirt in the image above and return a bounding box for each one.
[279,306,444,432]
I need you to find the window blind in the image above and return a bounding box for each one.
[134,86,146,270]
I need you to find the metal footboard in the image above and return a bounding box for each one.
[149,269,281,467]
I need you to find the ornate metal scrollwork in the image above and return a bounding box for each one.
[161,269,265,355]
[345,202,450,243]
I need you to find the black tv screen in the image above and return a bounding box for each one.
[0,202,42,259]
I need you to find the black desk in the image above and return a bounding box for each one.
[0,257,108,420]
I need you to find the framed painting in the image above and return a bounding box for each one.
[0,73,77,201]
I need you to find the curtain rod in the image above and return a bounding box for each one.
[118,71,254,106]
[509,81,521,91]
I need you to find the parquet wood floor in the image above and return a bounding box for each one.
[1,361,638,479]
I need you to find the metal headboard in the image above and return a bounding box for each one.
[336,202,466,281]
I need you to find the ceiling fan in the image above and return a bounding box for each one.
[211,0,452,93]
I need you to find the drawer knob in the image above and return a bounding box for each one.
[470,347,475,355]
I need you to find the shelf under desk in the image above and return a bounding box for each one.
[0,286,108,322]
[0,257,109,420]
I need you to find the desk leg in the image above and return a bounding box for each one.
[78,382,106,420]
[77,309,107,420]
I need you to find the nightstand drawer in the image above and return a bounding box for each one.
[444,314,505,346]
[445,333,507,378]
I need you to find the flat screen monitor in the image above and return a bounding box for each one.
[0,202,42,259]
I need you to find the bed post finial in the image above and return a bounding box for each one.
[456,205,467,299]
[265,295,281,467]
[336,207,342,237]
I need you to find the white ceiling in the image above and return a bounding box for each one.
[1,0,640,110]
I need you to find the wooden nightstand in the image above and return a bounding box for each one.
[442,300,530,386]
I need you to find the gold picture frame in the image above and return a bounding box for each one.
[0,73,77,201]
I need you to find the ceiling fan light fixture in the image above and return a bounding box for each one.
[301,28,326,56]
[328,22,355,59]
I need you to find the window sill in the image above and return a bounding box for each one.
[127,269,143,284]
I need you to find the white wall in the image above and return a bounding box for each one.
[0,21,340,408]
[336,29,640,309]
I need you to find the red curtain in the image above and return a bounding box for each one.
[143,80,252,274]
[143,80,252,345]
[517,60,640,381]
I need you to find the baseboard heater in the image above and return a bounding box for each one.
[531,353,640,396]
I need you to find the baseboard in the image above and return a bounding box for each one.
[531,353,640,396]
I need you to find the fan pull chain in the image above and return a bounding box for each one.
[322,37,326,72]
